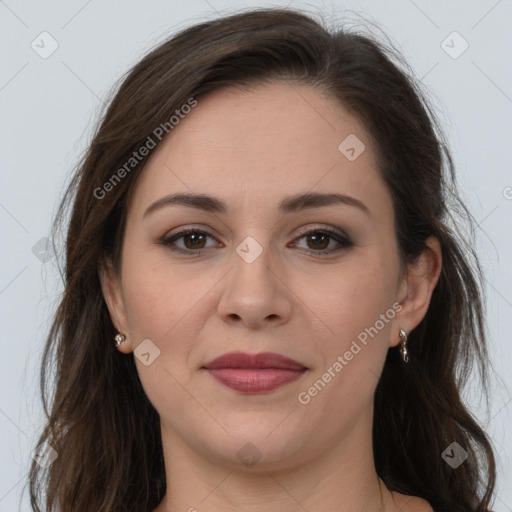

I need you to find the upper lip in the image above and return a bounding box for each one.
[202,351,307,371]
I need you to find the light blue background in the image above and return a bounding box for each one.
[1,0,511,510]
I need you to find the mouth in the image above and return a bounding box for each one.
[201,351,308,393]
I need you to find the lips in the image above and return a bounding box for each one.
[203,351,307,371]
[202,351,308,393]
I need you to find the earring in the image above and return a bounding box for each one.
[114,333,126,347]
[399,329,409,363]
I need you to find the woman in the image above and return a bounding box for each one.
[28,7,496,512]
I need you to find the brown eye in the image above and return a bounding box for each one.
[161,229,218,254]
[181,232,207,250]
[161,227,353,257]
[305,232,330,250]
[291,228,353,257]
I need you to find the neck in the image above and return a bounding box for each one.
[153,406,399,512]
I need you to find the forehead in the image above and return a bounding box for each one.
[127,82,392,220]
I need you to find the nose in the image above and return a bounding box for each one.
[217,243,293,330]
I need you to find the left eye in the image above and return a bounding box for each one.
[160,228,353,256]
[291,229,353,255]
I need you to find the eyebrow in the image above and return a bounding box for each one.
[143,191,371,218]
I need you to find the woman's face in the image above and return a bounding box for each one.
[102,82,415,471]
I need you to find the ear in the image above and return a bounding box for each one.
[98,258,133,353]
[390,236,443,347]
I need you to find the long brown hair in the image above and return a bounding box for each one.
[27,7,496,511]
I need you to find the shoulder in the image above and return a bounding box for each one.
[389,491,434,511]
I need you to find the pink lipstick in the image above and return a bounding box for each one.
[202,351,307,393]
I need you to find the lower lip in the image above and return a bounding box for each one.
[204,368,307,393]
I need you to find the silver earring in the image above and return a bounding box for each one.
[399,329,409,363]
[114,333,126,347]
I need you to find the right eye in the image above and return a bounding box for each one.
[160,229,220,254]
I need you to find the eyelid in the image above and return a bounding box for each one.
[293,223,347,239]
[163,223,347,241]
[162,224,221,243]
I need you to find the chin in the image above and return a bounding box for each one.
[200,426,309,472]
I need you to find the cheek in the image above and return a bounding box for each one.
[120,255,201,413]
[296,264,396,423]
[123,274,174,338]
[305,255,396,342]
[120,250,222,376]
[300,252,398,399]
[121,246,195,336]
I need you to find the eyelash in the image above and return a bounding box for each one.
[160,226,353,257]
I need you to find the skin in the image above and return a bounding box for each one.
[100,82,442,511]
